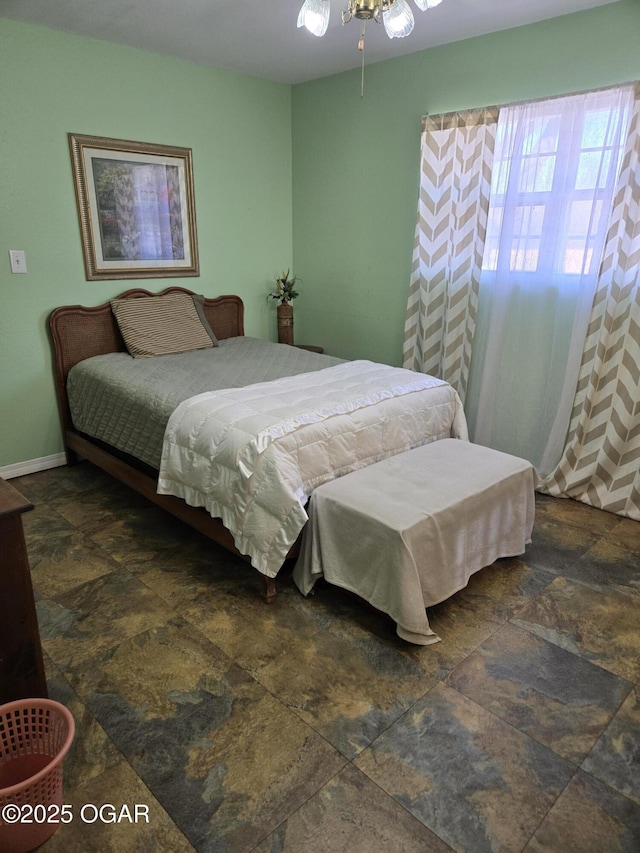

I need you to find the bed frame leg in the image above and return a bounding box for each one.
[263,577,277,603]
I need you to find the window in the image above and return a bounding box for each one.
[481,94,630,281]
[465,86,635,474]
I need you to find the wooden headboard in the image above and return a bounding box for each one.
[48,286,245,437]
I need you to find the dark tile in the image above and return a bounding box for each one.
[27,521,123,599]
[447,622,632,764]
[128,530,247,583]
[23,501,123,595]
[608,517,640,552]
[355,682,575,853]
[525,770,640,853]
[133,537,267,619]
[87,506,202,569]
[255,764,452,853]
[513,577,640,682]
[400,595,503,681]
[451,556,555,624]
[533,494,622,537]
[36,572,174,672]
[9,472,49,504]
[179,576,338,675]
[49,485,165,534]
[583,684,640,804]
[63,620,257,758]
[13,461,114,504]
[302,579,405,641]
[129,686,345,852]
[528,493,626,579]
[257,625,435,759]
[44,661,123,791]
[42,759,195,852]
[12,463,639,853]
[524,516,601,574]
[569,536,640,599]
[22,501,78,549]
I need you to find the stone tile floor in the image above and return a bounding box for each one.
[9,462,640,852]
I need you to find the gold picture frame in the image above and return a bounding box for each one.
[69,133,199,281]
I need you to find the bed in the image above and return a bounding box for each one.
[48,286,468,600]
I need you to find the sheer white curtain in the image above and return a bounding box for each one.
[464,85,635,476]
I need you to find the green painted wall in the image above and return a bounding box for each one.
[3,2,640,469]
[0,18,292,468]
[291,0,640,364]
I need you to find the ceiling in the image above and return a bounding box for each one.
[2,0,621,85]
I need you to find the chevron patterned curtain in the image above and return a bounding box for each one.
[403,108,498,403]
[541,89,640,520]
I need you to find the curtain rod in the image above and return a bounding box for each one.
[423,80,640,132]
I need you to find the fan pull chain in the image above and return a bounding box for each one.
[358,20,366,97]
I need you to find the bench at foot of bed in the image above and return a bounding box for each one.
[293,439,536,645]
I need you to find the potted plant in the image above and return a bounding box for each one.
[270,270,299,345]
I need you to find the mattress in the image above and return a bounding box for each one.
[67,336,344,469]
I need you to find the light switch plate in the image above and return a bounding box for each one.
[9,250,27,274]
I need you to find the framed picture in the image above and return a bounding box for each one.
[68,133,199,281]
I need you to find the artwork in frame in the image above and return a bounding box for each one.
[68,133,199,281]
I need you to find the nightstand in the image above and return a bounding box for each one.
[295,345,324,354]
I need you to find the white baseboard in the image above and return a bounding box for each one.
[0,453,67,480]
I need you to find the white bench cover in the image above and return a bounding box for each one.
[293,439,535,645]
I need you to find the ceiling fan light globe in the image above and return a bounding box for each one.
[383,0,415,38]
[297,0,331,37]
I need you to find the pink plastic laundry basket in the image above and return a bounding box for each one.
[0,699,75,853]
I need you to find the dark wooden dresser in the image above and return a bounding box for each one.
[0,477,47,703]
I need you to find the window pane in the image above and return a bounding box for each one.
[562,199,603,274]
[514,205,545,236]
[510,239,540,272]
[481,206,504,271]
[491,157,510,195]
[538,115,561,153]
[522,114,560,155]
[563,241,595,275]
[519,155,556,192]
[582,108,622,148]
[576,150,612,190]
[567,199,604,237]
[510,206,543,271]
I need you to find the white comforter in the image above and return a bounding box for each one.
[157,360,468,576]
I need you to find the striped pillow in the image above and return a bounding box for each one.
[111,292,218,358]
